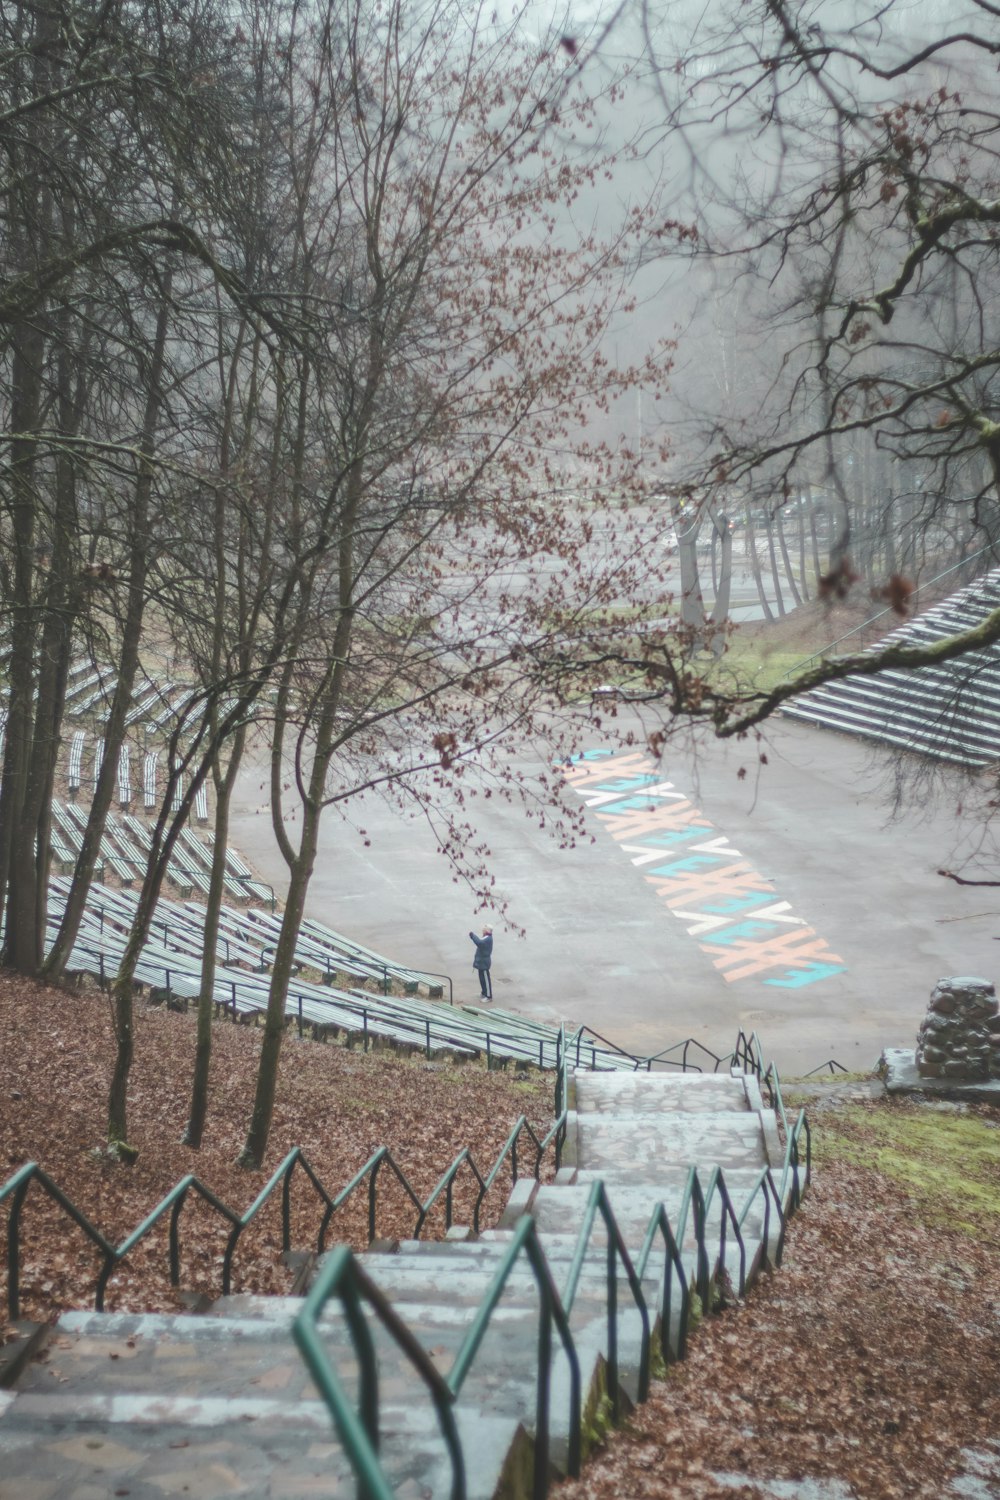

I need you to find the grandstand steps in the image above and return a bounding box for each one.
[0,1382,525,1500]
[0,1068,783,1499]
[47,875,644,1076]
[781,566,1000,764]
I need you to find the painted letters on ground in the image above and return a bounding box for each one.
[563,748,845,989]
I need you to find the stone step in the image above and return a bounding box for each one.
[15,1296,613,1480]
[529,1181,769,1246]
[0,1386,526,1500]
[0,1063,795,1500]
[573,1072,751,1115]
[572,1111,773,1174]
[15,1306,544,1412]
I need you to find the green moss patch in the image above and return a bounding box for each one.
[812,1101,1000,1236]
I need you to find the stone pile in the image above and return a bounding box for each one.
[915,976,1000,1080]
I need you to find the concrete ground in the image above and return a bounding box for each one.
[227,717,1000,1079]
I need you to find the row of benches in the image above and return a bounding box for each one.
[62,660,187,731]
[782,566,1000,765]
[48,801,272,904]
[66,736,209,820]
[48,879,642,1073]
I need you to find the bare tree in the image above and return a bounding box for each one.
[581,0,1000,731]
[236,0,674,1165]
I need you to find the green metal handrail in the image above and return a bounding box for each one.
[473,1115,543,1230]
[669,1166,704,1299]
[636,1199,691,1365]
[732,1031,789,1153]
[416,1146,482,1236]
[2,1164,114,1319]
[566,1023,649,1072]
[448,1212,582,1498]
[691,1166,747,1300]
[7,1025,812,1500]
[293,1245,464,1500]
[536,1110,567,1175]
[560,1179,651,1417]
[294,1212,583,1500]
[124,1176,242,1303]
[316,1148,423,1252]
[735,1165,786,1272]
[2,1121,566,1318]
[762,1060,789,1138]
[645,1039,706,1072]
[731,1028,766,1079]
[1,1160,242,1316]
[729,1031,812,1213]
[554,1024,570,1116]
[778,1109,811,1212]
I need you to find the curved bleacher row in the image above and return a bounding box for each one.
[781,566,1000,765]
[61,661,191,731]
[49,879,642,1075]
[64,737,208,823]
[49,801,272,903]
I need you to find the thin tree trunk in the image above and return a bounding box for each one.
[44,280,172,980]
[107,752,216,1144]
[776,512,802,607]
[746,522,775,622]
[184,726,246,1148]
[2,329,46,969]
[764,517,786,617]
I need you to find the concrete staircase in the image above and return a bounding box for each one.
[780,565,1000,766]
[0,1069,793,1499]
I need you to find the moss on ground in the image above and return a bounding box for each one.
[810,1100,1000,1236]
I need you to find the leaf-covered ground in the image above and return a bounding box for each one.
[5,978,1000,1500]
[556,1090,1000,1500]
[0,972,554,1324]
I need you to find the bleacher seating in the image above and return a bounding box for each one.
[67,730,85,799]
[117,745,131,809]
[142,751,158,811]
[781,567,1000,765]
[46,877,642,1074]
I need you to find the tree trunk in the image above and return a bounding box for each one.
[776,511,802,608]
[708,517,733,639]
[763,516,786,617]
[44,279,172,980]
[237,840,315,1169]
[2,329,46,970]
[106,755,216,1144]
[184,726,246,1148]
[746,521,775,621]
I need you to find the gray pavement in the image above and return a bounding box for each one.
[227,717,1000,1079]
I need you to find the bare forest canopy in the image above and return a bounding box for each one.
[4,0,1000,1162]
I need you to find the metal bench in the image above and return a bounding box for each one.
[63,801,136,887]
[125,682,175,728]
[143,751,158,812]
[122,813,194,898]
[67,731,85,801]
[117,745,131,810]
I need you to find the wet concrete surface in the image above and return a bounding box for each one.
[227,716,1000,1079]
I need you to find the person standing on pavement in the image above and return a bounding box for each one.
[469,925,493,1000]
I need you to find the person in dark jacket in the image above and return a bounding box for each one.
[469,926,493,1000]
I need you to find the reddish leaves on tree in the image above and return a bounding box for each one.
[818,555,859,602]
[873,574,915,616]
[432,732,459,769]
